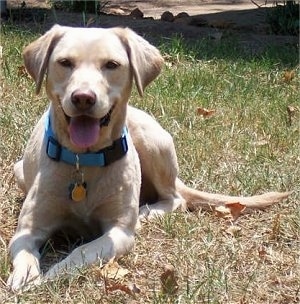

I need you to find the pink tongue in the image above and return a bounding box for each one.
[69,116,100,149]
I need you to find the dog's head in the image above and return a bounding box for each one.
[23,25,164,152]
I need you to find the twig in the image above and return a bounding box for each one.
[251,0,262,8]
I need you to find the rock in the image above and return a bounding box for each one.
[108,8,127,16]
[173,12,190,24]
[161,11,174,22]
[175,12,189,19]
[130,8,144,19]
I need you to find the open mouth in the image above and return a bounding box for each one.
[66,106,114,149]
[68,116,100,149]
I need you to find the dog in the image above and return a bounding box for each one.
[7,25,290,291]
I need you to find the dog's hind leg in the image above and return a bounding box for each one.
[138,134,186,219]
[14,160,26,194]
[139,195,185,219]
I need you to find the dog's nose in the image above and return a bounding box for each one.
[71,90,96,111]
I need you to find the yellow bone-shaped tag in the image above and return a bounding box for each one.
[70,183,87,202]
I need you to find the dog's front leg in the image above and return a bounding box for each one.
[45,226,135,279]
[7,229,45,292]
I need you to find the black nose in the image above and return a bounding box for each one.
[71,90,96,111]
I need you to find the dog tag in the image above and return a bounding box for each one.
[69,182,87,202]
[69,154,87,202]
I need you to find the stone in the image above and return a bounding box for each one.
[161,11,174,22]
[130,7,144,19]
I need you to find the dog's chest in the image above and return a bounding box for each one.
[62,169,126,216]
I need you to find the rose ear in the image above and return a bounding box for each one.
[115,28,164,96]
[23,24,65,94]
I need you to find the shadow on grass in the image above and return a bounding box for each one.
[1,4,299,68]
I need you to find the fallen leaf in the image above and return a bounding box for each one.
[215,205,232,220]
[215,202,246,221]
[107,282,140,296]
[100,258,129,280]
[196,107,216,118]
[160,264,179,295]
[225,202,246,220]
[287,105,297,126]
[287,105,296,115]
[258,245,267,259]
[283,70,295,82]
[18,65,29,77]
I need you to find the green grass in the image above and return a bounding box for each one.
[0,24,299,303]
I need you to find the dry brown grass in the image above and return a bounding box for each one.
[1,24,299,303]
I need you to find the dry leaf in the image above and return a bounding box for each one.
[107,282,140,296]
[283,70,295,82]
[100,258,129,280]
[258,245,267,259]
[287,105,296,115]
[287,105,297,126]
[160,264,179,295]
[18,65,29,77]
[196,107,216,118]
[215,205,232,220]
[215,202,246,221]
[225,202,246,219]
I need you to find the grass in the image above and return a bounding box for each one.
[1,23,299,304]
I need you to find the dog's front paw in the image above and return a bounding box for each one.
[45,265,63,280]
[7,267,41,292]
[45,257,81,280]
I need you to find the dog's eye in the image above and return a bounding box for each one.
[105,61,119,70]
[58,58,73,68]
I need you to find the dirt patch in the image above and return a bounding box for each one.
[3,0,298,53]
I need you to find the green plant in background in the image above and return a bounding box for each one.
[267,1,299,35]
[50,0,109,14]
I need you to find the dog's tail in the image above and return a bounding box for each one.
[176,178,291,212]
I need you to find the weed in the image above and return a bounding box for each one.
[267,1,299,35]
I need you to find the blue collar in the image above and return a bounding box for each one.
[45,112,128,167]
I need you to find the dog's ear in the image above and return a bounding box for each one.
[115,28,164,96]
[23,24,65,94]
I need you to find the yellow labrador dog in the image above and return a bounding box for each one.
[8,25,290,291]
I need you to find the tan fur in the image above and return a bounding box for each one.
[7,25,290,292]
